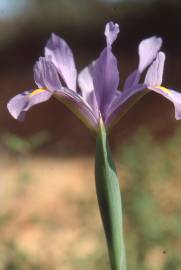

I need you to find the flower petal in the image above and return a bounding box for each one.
[144,52,165,86]
[150,86,181,120]
[8,86,99,130]
[138,36,162,73]
[123,36,162,91]
[123,70,140,91]
[78,65,99,115]
[145,51,181,120]
[78,65,94,99]
[54,87,99,131]
[111,45,164,120]
[168,90,181,120]
[105,85,146,129]
[91,48,119,118]
[104,21,120,47]
[45,33,77,91]
[34,57,62,91]
[7,89,52,121]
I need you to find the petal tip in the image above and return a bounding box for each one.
[138,35,163,73]
[7,99,25,121]
[104,21,120,46]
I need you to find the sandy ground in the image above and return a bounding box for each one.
[1,156,106,268]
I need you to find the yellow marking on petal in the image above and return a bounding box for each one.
[29,88,46,97]
[155,85,171,95]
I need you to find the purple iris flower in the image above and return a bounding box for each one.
[7,22,181,132]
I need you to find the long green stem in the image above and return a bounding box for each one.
[95,119,126,270]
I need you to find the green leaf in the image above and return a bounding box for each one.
[95,119,126,270]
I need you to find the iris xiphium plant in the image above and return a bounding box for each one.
[7,22,181,270]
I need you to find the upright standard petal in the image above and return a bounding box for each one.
[78,65,99,117]
[91,48,119,118]
[145,52,181,120]
[78,66,94,100]
[123,70,140,91]
[45,33,77,91]
[144,52,165,87]
[104,21,120,47]
[119,36,162,120]
[34,57,62,91]
[108,37,163,128]
[138,36,162,73]
[123,36,162,90]
[91,22,120,118]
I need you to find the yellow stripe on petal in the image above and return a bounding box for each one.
[29,88,46,97]
[155,85,171,95]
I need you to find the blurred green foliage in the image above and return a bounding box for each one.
[0,241,48,270]
[1,131,50,155]
[118,128,181,270]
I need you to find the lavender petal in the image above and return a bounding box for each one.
[91,48,119,118]
[34,57,62,91]
[138,36,162,73]
[78,65,94,99]
[78,65,99,115]
[105,85,146,128]
[145,51,181,120]
[144,52,165,87]
[7,89,52,121]
[123,36,162,91]
[45,33,77,91]
[104,21,120,47]
[54,87,99,131]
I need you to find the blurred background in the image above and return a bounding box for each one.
[0,0,181,269]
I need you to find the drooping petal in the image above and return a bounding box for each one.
[45,33,77,91]
[151,87,181,120]
[7,89,52,121]
[7,85,99,130]
[167,90,181,120]
[123,36,162,91]
[34,57,62,91]
[104,21,120,47]
[145,51,181,120]
[54,87,99,131]
[8,57,61,121]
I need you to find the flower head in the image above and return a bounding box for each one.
[7,22,181,132]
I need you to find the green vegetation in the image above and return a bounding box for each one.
[119,128,181,270]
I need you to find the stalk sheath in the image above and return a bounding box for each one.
[95,120,126,270]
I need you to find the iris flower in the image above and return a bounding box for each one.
[7,22,181,132]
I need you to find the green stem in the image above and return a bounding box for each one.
[95,119,126,270]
